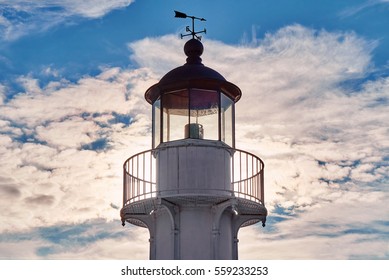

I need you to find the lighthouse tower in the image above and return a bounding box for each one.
[121,12,267,260]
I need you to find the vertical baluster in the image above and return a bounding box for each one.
[130,160,134,202]
[238,152,240,196]
[231,151,234,193]
[127,156,134,198]
[127,161,130,202]
[255,156,258,201]
[135,155,138,199]
[149,151,153,196]
[143,152,146,200]
[123,163,126,206]
[261,161,264,205]
[255,157,258,201]
[250,156,257,197]
[244,153,249,198]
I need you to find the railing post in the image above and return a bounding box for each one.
[123,164,127,206]
[231,151,234,192]
[143,152,146,200]
[261,162,265,205]
[150,152,153,196]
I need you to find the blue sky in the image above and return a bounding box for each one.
[0,0,388,259]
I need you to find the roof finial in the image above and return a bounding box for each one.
[174,10,206,41]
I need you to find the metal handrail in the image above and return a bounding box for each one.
[230,148,265,204]
[123,146,264,207]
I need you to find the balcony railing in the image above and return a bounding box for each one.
[123,146,264,207]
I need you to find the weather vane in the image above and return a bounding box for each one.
[174,10,206,41]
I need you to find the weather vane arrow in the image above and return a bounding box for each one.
[174,10,206,41]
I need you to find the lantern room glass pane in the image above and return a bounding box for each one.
[162,89,189,142]
[221,92,234,147]
[189,89,219,141]
[152,98,161,148]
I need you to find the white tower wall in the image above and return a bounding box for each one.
[150,204,236,260]
[156,139,232,197]
[149,139,237,259]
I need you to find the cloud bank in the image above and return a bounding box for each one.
[1,25,388,259]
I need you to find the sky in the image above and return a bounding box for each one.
[0,0,388,260]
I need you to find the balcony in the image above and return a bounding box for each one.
[122,143,264,215]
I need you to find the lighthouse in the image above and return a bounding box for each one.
[121,12,267,260]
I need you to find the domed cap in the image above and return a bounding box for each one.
[145,39,241,104]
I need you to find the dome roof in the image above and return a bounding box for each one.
[145,39,241,104]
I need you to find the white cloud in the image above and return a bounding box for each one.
[0,0,134,41]
[0,67,153,232]
[0,25,388,259]
[1,69,150,127]
[64,0,134,18]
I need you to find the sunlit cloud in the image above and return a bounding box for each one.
[0,67,153,233]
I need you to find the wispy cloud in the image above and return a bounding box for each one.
[339,0,389,18]
[0,0,134,41]
[1,24,388,259]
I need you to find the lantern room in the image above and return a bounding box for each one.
[145,38,241,148]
